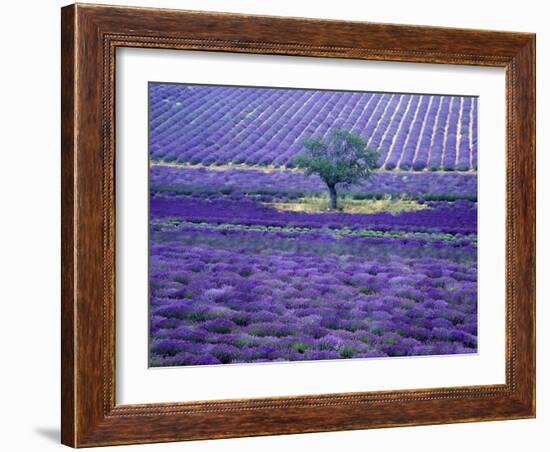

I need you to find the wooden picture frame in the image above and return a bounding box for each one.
[61,3,535,447]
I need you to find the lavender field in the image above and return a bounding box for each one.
[149,83,478,367]
[150,83,478,171]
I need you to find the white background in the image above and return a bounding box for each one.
[117,49,505,404]
[0,0,546,451]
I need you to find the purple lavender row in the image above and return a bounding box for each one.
[398,96,430,170]
[149,196,477,235]
[150,83,478,171]
[427,97,450,170]
[151,223,476,260]
[150,165,478,199]
[413,97,440,171]
[375,95,408,167]
[442,97,461,171]
[369,94,402,158]
[457,97,472,171]
[386,95,421,170]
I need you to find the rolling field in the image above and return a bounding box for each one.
[148,83,479,367]
[150,83,478,171]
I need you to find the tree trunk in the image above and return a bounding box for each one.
[327,183,338,210]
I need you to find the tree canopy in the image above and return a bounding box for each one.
[293,129,379,209]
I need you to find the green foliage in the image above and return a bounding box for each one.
[291,342,309,353]
[359,286,377,295]
[293,129,379,209]
[293,128,379,187]
[339,345,357,358]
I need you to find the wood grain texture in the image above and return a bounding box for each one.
[61,3,536,447]
[60,5,76,446]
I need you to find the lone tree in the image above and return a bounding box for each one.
[293,129,379,210]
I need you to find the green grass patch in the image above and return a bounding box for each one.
[266,194,427,215]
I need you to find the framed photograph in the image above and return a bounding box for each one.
[61,3,535,447]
